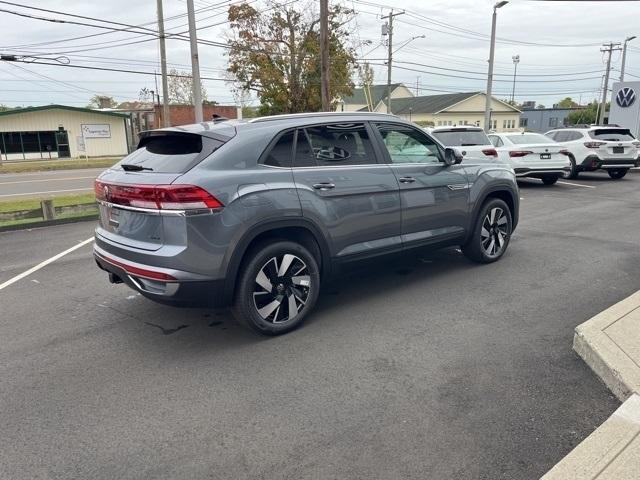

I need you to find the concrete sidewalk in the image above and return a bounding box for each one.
[542,291,640,479]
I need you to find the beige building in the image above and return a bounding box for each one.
[377,92,521,131]
[339,84,520,132]
[337,83,414,112]
[0,105,129,161]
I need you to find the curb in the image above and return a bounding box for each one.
[0,214,98,233]
[541,291,640,479]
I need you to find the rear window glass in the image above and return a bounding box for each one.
[432,130,491,146]
[507,133,554,145]
[116,134,219,173]
[588,129,635,141]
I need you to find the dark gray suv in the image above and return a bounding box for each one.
[94,112,519,335]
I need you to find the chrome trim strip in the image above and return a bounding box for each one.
[97,200,218,217]
[447,184,470,190]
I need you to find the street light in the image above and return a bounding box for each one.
[511,54,520,103]
[620,35,637,82]
[483,1,508,132]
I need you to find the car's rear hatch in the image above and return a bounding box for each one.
[588,128,638,159]
[506,143,567,167]
[95,128,231,251]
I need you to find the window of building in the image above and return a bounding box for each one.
[491,120,497,130]
[549,117,559,128]
[0,130,68,159]
[520,117,528,128]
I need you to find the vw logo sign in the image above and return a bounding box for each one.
[616,87,636,108]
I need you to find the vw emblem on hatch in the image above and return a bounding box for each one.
[616,87,636,108]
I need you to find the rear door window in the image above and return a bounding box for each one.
[116,134,222,173]
[588,129,636,141]
[293,123,377,167]
[431,129,491,146]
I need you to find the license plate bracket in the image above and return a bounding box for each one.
[613,146,624,154]
[540,153,551,159]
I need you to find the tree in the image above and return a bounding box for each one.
[139,87,154,102]
[0,104,12,112]
[87,95,117,109]
[167,69,208,104]
[536,104,546,109]
[557,97,578,108]
[227,0,357,114]
[565,101,600,125]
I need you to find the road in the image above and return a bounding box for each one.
[1,172,639,479]
[0,168,104,199]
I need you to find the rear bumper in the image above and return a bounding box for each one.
[94,244,229,307]
[514,167,568,178]
[580,156,640,170]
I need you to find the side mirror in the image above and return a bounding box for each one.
[444,147,463,166]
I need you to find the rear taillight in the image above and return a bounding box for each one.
[559,149,571,156]
[583,141,606,149]
[95,180,223,210]
[508,150,533,158]
[632,141,640,148]
[482,148,498,157]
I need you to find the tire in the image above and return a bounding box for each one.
[462,198,513,264]
[541,175,559,185]
[233,240,320,335]
[564,155,579,179]
[607,168,628,179]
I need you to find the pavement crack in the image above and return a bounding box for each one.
[144,322,189,335]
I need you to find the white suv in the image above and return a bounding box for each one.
[546,126,640,179]
[428,126,498,161]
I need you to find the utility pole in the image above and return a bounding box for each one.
[511,54,520,103]
[186,0,203,123]
[599,42,621,125]
[381,10,404,114]
[156,0,171,127]
[620,35,637,82]
[484,1,508,132]
[320,0,330,111]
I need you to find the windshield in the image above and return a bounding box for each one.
[116,134,222,173]
[588,129,635,141]
[432,130,490,147]
[506,133,554,145]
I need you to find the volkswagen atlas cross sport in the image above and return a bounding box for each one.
[94,112,519,335]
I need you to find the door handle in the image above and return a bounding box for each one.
[312,182,336,190]
[398,176,416,184]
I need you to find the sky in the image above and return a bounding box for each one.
[0,0,639,109]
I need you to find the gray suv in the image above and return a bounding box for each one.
[94,112,519,335]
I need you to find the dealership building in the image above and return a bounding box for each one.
[0,105,130,161]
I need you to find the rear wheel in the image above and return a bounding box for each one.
[462,198,513,264]
[541,175,559,185]
[233,240,320,335]
[607,168,628,179]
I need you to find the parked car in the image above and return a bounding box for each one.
[545,125,640,179]
[428,126,499,161]
[94,112,519,335]
[487,132,571,185]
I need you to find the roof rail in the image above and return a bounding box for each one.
[248,111,398,123]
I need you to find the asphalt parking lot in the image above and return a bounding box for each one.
[1,171,639,479]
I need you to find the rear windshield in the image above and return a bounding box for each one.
[432,130,490,146]
[588,129,635,141]
[506,133,554,145]
[116,134,222,173]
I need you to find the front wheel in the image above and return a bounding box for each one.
[462,198,513,264]
[541,175,559,185]
[233,240,320,335]
[607,168,628,179]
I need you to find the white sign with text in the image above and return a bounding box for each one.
[81,124,111,138]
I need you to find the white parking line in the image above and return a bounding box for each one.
[0,237,94,291]
[0,176,96,185]
[0,188,92,197]
[557,181,596,189]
